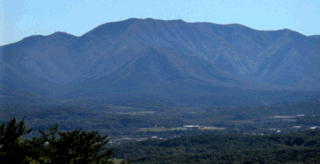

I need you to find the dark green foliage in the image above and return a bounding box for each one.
[111,131,320,163]
[26,124,114,164]
[63,126,110,163]
[0,118,32,164]
[0,117,114,164]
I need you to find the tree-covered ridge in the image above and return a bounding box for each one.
[132,147,320,164]
[111,130,320,163]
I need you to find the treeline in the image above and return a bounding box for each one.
[132,147,320,163]
[111,130,320,163]
[0,117,130,164]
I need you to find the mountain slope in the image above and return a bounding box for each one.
[1,18,320,106]
[57,45,238,100]
[0,81,62,106]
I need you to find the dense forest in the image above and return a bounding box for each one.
[110,130,320,163]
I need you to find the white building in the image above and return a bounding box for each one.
[183,125,201,128]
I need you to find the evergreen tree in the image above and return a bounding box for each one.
[37,124,114,164]
[0,117,115,164]
[0,118,32,164]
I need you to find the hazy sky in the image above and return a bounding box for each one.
[0,0,319,46]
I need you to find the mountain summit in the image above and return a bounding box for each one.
[1,18,320,106]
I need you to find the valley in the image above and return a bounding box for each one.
[2,100,320,163]
[1,101,320,145]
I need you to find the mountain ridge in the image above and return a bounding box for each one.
[1,18,320,106]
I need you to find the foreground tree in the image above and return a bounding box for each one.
[36,124,114,163]
[0,118,32,164]
[1,117,115,164]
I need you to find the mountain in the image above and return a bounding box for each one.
[309,35,320,40]
[1,18,320,107]
[0,81,62,106]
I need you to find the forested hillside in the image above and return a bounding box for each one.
[2,18,320,107]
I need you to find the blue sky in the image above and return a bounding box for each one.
[1,0,319,46]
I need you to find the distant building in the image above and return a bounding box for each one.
[122,137,131,140]
[108,141,116,145]
[177,127,187,130]
[151,136,157,139]
[201,126,224,130]
[273,116,296,119]
[310,126,320,130]
[183,125,201,128]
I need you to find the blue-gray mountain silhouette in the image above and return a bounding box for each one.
[1,18,320,106]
